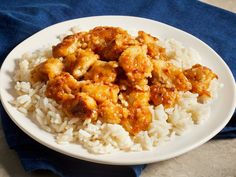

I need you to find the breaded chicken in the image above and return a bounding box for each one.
[137,31,167,60]
[52,32,90,58]
[84,60,118,83]
[88,26,138,60]
[30,58,64,83]
[45,72,81,103]
[63,92,98,120]
[121,90,151,134]
[63,49,99,79]
[152,60,192,91]
[150,83,179,108]
[117,64,149,91]
[119,45,153,83]
[121,105,152,135]
[98,100,129,124]
[124,90,150,107]
[118,78,149,91]
[81,83,119,103]
[184,64,218,100]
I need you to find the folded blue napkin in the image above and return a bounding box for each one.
[0,0,235,177]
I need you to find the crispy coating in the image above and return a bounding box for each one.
[152,60,192,91]
[63,92,98,120]
[30,58,63,83]
[53,34,78,58]
[45,72,81,103]
[84,60,118,83]
[118,78,149,91]
[53,27,137,61]
[88,26,138,60]
[121,90,151,134]
[150,83,179,108]
[98,100,129,124]
[184,64,218,100]
[137,31,168,60]
[121,105,152,135]
[119,45,153,83]
[52,32,90,58]
[81,83,119,103]
[124,90,150,107]
[63,49,99,79]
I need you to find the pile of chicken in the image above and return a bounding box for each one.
[31,27,218,135]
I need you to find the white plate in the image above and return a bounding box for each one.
[0,16,236,165]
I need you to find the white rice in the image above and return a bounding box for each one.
[158,39,202,69]
[10,29,222,154]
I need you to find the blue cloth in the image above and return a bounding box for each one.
[0,0,235,177]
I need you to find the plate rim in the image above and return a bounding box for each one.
[1,15,236,165]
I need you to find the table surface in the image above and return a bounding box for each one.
[1,1,236,177]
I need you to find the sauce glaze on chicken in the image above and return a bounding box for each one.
[31,26,217,135]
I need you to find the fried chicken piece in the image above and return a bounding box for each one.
[118,78,149,91]
[121,90,151,134]
[119,45,153,84]
[137,31,168,60]
[63,49,99,79]
[150,83,179,108]
[62,92,98,120]
[152,60,192,91]
[52,32,90,58]
[84,60,118,83]
[81,83,119,103]
[116,65,149,91]
[184,64,218,100]
[121,105,152,135]
[124,90,150,107]
[137,31,158,44]
[45,72,81,103]
[98,100,129,124]
[88,26,138,60]
[30,58,64,83]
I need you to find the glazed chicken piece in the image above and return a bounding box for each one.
[118,78,149,91]
[53,27,138,60]
[98,100,129,124]
[63,48,99,79]
[152,60,192,91]
[30,58,64,83]
[124,90,150,107]
[88,26,138,60]
[150,83,179,108]
[184,64,218,101]
[45,72,81,103]
[84,60,118,83]
[62,92,98,120]
[121,90,152,134]
[122,105,152,135]
[119,45,153,84]
[117,68,149,91]
[81,83,119,103]
[52,32,90,58]
[137,31,167,60]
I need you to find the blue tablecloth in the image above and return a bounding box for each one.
[0,1,235,177]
